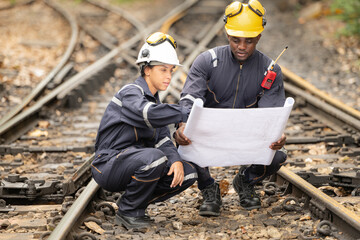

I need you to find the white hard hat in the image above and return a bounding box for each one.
[136,41,182,66]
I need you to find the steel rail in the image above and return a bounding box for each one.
[56,0,198,100]
[159,11,186,34]
[285,82,360,131]
[0,0,79,127]
[0,0,199,139]
[282,65,360,120]
[48,178,99,240]
[277,167,360,239]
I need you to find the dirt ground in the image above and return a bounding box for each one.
[260,0,359,110]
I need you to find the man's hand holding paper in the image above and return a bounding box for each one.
[177,98,294,168]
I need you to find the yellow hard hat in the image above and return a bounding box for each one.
[224,0,267,38]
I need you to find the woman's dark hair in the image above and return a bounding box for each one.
[140,63,154,77]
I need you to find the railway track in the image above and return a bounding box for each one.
[0,0,359,239]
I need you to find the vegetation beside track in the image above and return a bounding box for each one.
[331,0,360,36]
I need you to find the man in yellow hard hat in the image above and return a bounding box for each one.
[175,0,287,216]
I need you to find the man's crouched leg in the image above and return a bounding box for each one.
[233,150,287,210]
[233,170,261,210]
[199,182,222,216]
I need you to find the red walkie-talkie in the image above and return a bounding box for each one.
[261,46,288,89]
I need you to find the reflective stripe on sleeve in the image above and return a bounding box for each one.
[179,94,196,103]
[140,156,167,171]
[143,102,155,128]
[184,172,198,181]
[118,84,144,95]
[155,137,171,148]
[209,48,218,67]
[111,96,122,107]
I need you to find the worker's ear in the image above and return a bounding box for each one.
[256,34,261,43]
[144,65,150,76]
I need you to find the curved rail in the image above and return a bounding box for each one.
[285,82,360,131]
[0,0,199,141]
[0,0,79,128]
[282,65,360,120]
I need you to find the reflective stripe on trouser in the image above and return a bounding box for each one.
[91,146,197,217]
[147,161,197,205]
[244,149,287,185]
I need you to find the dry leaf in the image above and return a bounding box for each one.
[38,120,50,129]
[28,129,48,137]
[219,179,230,196]
[299,215,311,221]
[56,165,66,175]
[84,221,105,235]
[334,187,347,197]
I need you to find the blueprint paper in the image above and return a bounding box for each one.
[178,97,294,167]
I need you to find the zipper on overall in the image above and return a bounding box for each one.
[232,64,242,108]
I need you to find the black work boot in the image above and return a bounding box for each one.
[115,212,152,229]
[199,182,222,216]
[233,171,261,210]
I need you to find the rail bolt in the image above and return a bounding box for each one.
[351,187,360,196]
[75,187,86,199]
[263,182,278,195]
[61,201,74,214]
[75,232,97,240]
[48,215,63,230]
[39,231,51,239]
[83,216,102,225]
[0,199,6,208]
[316,220,335,236]
[96,202,116,216]
[7,174,20,183]
[282,197,302,212]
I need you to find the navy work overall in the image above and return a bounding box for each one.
[92,77,197,217]
[179,46,287,188]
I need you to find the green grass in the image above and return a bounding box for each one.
[330,0,360,36]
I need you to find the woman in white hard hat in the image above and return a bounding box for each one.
[91,32,197,229]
